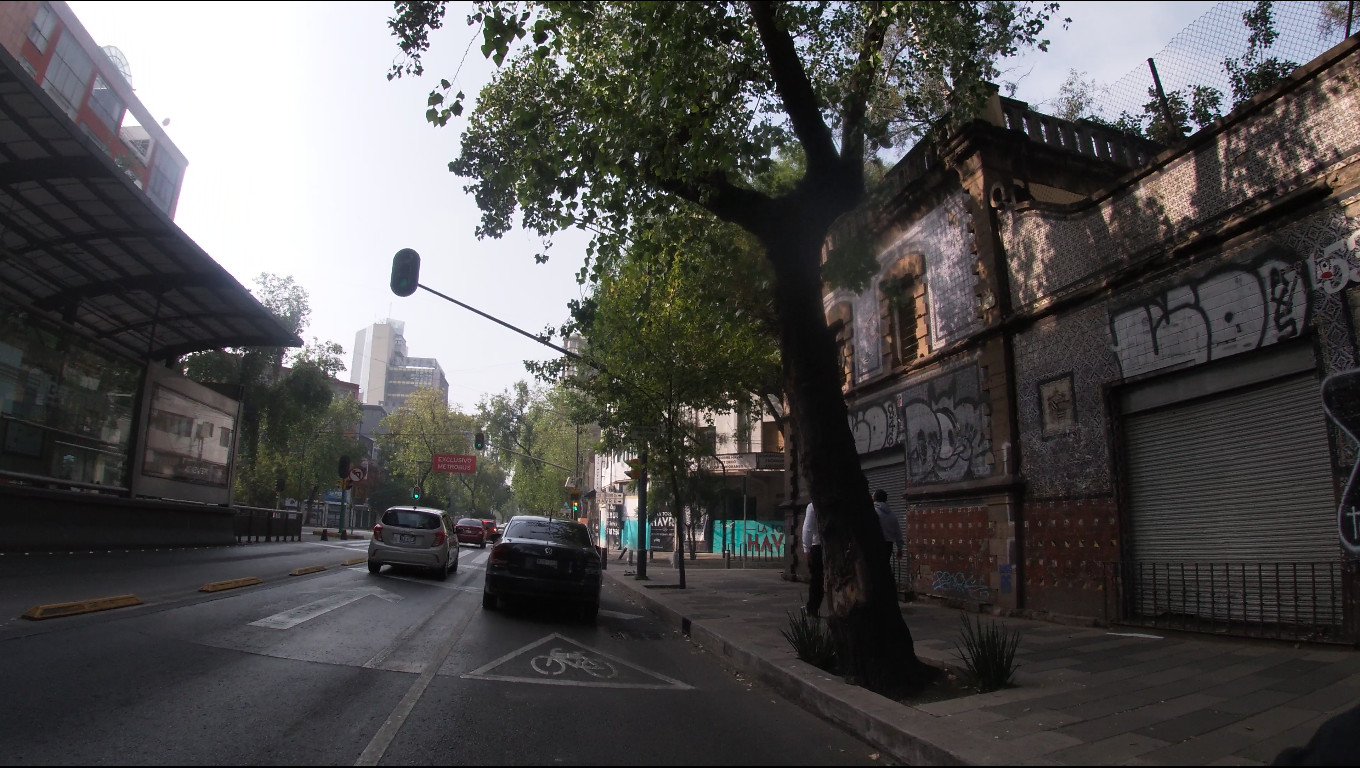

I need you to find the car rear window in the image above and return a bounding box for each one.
[381,509,441,529]
[457,518,482,527]
[504,520,591,546]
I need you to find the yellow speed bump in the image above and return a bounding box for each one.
[199,577,263,593]
[341,557,366,566]
[23,594,143,620]
[289,565,327,576]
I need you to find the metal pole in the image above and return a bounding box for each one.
[742,473,749,569]
[1147,58,1180,140]
[636,447,648,580]
[1347,0,1354,38]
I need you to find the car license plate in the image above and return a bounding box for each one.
[400,534,415,544]
[535,557,557,567]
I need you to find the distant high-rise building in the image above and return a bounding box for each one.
[0,1,187,218]
[351,319,448,412]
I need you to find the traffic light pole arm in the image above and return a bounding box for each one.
[417,284,581,360]
[490,444,574,474]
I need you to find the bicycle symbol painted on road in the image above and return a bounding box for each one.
[530,647,618,679]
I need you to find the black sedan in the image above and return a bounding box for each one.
[482,516,602,620]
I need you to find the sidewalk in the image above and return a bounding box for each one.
[604,553,1360,766]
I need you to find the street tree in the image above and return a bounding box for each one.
[388,0,1061,693]
[535,207,781,577]
[478,382,581,516]
[377,387,471,510]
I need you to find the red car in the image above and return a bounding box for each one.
[455,517,487,548]
[481,518,501,542]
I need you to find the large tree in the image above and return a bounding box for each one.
[390,0,1059,693]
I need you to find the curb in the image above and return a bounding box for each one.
[22,593,143,620]
[199,577,263,593]
[604,571,972,766]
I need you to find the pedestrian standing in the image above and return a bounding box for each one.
[873,489,903,573]
[802,501,823,617]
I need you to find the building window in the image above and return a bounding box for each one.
[42,32,94,117]
[88,76,124,132]
[880,275,923,369]
[697,425,717,455]
[146,149,183,214]
[27,4,57,53]
[826,303,854,390]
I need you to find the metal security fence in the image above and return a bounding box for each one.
[1043,1,1354,139]
[1104,560,1358,643]
[233,507,302,543]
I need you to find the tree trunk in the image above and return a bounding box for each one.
[762,213,932,694]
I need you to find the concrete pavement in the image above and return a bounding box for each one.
[604,553,1360,765]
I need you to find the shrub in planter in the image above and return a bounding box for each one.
[780,609,836,671]
[953,612,1022,692]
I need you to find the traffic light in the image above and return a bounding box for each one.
[390,248,421,297]
[569,490,581,515]
[624,457,643,480]
[412,485,422,501]
[474,431,485,451]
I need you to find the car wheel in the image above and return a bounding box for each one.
[582,601,599,624]
[433,563,448,581]
[367,560,381,575]
[450,555,458,573]
[482,590,497,610]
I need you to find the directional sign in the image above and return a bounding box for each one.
[348,466,364,483]
[432,453,476,474]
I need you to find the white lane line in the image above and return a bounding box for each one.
[354,594,478,766]
[1106,632,1163,639]
[249,587,402,630]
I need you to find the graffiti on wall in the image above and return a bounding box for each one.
[848,390,903,454]
[900,363,992,483]
[1109,256,1309,379]
[931,570,992,601]
[1310,228,1360,294]
[710,520,786,557]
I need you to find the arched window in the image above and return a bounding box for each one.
[826,303,854,390]
[879,256,926,370]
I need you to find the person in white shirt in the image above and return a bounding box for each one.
[802,501,823,617]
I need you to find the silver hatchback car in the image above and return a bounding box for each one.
[368,506,459,580]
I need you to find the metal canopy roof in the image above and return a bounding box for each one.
[0,50,301,362]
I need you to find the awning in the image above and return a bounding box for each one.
[0,49,301,362]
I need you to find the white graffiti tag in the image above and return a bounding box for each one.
[1110,259,1307,379]
[903,396,990,483]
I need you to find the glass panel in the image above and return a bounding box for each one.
[27,4,56,53]
[42,32,94,114]
[0,295,137,487]
[141,385,234,488]
[88,76,124,132]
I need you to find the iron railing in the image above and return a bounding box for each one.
[1104,560,1358,643]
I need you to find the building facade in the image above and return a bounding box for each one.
[0,1,187,218]
[828,36,1360,640]
[351,319,449,412]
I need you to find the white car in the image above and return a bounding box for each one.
[368,506,459,580]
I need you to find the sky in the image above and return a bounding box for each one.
[64,0,1222,413]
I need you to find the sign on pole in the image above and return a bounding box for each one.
[432,453,476,474]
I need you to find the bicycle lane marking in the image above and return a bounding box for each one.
[461,632,692,690]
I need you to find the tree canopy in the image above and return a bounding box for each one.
[389,0,1062,694]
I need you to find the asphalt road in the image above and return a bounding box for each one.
[0,539,888,765]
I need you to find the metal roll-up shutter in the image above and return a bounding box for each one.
[864,462,909,586]
[1124,372,1339,626]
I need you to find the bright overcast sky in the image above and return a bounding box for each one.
[66,0,1219,412]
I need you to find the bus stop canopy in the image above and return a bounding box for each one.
[0,50,301,362]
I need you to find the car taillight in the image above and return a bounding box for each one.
[490,544,511,565]
[373,523,384,542]
[433,529,447,547]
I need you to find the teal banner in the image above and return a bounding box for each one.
[711,520,786,556]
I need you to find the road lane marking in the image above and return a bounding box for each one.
[249,587,403,630]
[354,591,477,766]
[599,609,644,620]
[463,633,692,690]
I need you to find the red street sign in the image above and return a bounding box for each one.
[432,454,476,474]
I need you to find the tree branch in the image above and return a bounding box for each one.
[746,1,841,180]
[838,2,890,184]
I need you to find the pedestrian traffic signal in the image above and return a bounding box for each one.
[412,485,422,501]
[624,457,643,480]
[474,431,485,451]
[390,248,421,297]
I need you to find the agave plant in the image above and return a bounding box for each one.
[953,613,1023,692]
[780,610,837,671]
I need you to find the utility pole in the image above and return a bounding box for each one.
[636,446,648,581]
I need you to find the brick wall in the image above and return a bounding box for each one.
[1022,497,1121,617]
